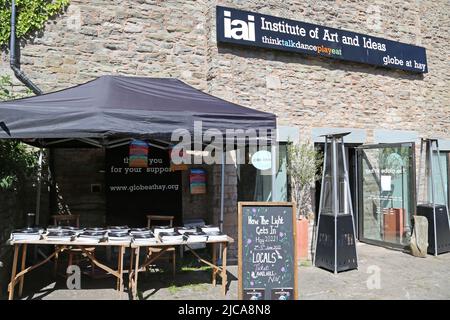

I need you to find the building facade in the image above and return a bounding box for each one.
[1,0,449,258]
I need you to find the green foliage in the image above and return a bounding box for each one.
[0,140,38,189]
[0,74,31,99]
[287,141,323,218]
[0,0,70,47]
[0,74,14,99]
[0,75,38,190]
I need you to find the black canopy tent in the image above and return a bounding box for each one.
[0,75,277,233]
[0,75,276,148]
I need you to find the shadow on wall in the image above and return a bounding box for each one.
[217,44,424,81]
[54,183,72,216]
[3,5,70,52]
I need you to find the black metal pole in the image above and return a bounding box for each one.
[10,0,43,96]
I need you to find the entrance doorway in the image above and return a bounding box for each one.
[357,143,415,248]
[314,143,359,231]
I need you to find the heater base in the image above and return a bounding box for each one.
[315,214,358,273]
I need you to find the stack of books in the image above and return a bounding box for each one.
[201,225,220,233]
[130,227,151,235]
[132,230,157,244]
[46,225,83,236]
[108,230,131,242]
[10,228,43,241]
[45,230,75,242]
[107,226,130,233]
[153,226,175,238]
[205,230,228,241]
[85,227,106,232]
[77,230,106,243]
[176,226,199,235]
[182,219,206,250]
[158,231,184,244]
[183,231,208,243]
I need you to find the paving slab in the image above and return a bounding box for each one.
[298,243,450,300]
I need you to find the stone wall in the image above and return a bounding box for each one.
[211,163,238,260]
[2,0,448,140]
[1,0,448,139]
[0,0,210,92]
[206,0,450,142]
[1,0,448,146]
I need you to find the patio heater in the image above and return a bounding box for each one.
[417,138,450,255]
[313,132,358,273]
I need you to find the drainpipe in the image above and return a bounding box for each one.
[10,0,43,95]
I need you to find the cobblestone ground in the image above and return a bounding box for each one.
[10,243,450,300]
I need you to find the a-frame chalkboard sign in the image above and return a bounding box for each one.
[238,202,298,300]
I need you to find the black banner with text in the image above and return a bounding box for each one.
[217,6,427,73]
[105,145,182,226]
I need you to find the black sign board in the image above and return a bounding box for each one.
[105,144,182,226]
[217,6,427,73]
[238,202,298,300]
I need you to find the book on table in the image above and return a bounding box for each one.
[176,226,199,235]
[130,227,151,235]
[46,225,84,235]
[153,226,175,237]
[183,231,208,243]
[10,227,43,241]
[158,231,184,243]
[181,220,206,250]
[205,231,228,241]
[107,230,131,242]
[84,227,106,232]
[45,230,76,242]
[107,226,130,233]
[201,225,220,233]
[76,230,106,243]
[132,231,157,244]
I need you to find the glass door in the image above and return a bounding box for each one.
[357,143,415,247]
[314,143,359,227]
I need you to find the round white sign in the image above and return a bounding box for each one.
[251,150,272,170]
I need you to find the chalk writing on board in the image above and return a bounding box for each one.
[241,205,295,300]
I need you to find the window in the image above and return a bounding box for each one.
[237,143,289,202]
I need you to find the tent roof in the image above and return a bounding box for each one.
[0,75,276,146]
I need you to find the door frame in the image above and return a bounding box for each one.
[441,151,450,207]
[447,152,450,207]
[356,142,416,249]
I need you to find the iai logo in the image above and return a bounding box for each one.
[223,10,255,41]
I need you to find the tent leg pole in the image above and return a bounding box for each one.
[219,151,225,263]
[271,144,277,201]
[35,148,43,226]
[33,148,43,263]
